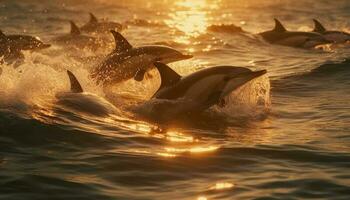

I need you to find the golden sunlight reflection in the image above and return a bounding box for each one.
[157,152,177,158]
[209,182,235,190]
[164,145,219,154]
[166,130,196,143]
[164,0,219,49]
[197,196,208,200]
[111,115,153,135]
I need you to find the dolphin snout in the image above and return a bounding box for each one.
[41,43,51,49]
[181,54,193,60]
[253,69,267,77]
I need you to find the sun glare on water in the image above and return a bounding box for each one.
[165,0,219,45]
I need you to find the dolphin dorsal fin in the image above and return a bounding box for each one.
[69,21,81,35]
[273,18,286,32]
[110,30,132,53]
[313,19,326,33]
[154,62,181,89]
[89,13,98,24]
[67,70,83,93]
[0,30,6,38]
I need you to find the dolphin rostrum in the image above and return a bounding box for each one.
[56,70,117,117]
[148,62,267,117]
[312,19,350,43]
[90,30,193,86]
[259,19,330,48]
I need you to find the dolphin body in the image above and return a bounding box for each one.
[0,31,22,65]
[90,31,193,86]
[312,19,350,43]
[80,13,123,34]
[259,19,330,48]
[52,21,100,50]
[140,62,266,121]
[0,30,50,51]
[56,70,117,117]
[0,30,50,66]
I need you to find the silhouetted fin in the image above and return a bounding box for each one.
[70,21,81,35]
[153,62,181,90]
[273,18,287,32]
[110,30,132,53]
[134,69,146,82]
[313,19,326,33]
[89,13,98,24]
[0,30,6,38]
[67,70,83,93]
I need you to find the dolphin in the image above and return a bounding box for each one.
[90,30,193,86]
[52,21,100,50]
[259,19,330,48]
[80,13,123,34]
[145,62,267,119]
[312,19,350,43]
[56,70,117,117]
[0,30,22,64]
[0,30,50,51]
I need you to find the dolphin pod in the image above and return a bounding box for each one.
[1,12,349,121]
[259,19,331,48]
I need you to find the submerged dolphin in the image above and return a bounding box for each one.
[312,19,350,43]
[146,62,266,119]
[56,70,117,117]
[80,13,123,33]
[259,19,330,48]
[90,30,193,86]
[52,21,100,50]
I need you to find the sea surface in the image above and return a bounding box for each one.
[1,0,350,199]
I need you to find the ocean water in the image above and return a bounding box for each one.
[1,0,350,199]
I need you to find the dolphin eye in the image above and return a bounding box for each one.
[223,76,231,81]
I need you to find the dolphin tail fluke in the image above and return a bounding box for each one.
[89,12,98,24]
[67,70,83,93]
[110,30,132,53]
[69,20,81,35]
[313,19,326,33]
[273,18,287,32]
[153,62,181,89]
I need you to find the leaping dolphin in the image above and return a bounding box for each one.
[312,19,350,43]
[52,21,100,50]
[56,70,117,117]
[145,62,266,120]
[259,19,330,48]
[0,30,50,66]
[90,31,193,87]
[0,30,22,65]
[4,34,51,51]
[80,13,123,34]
